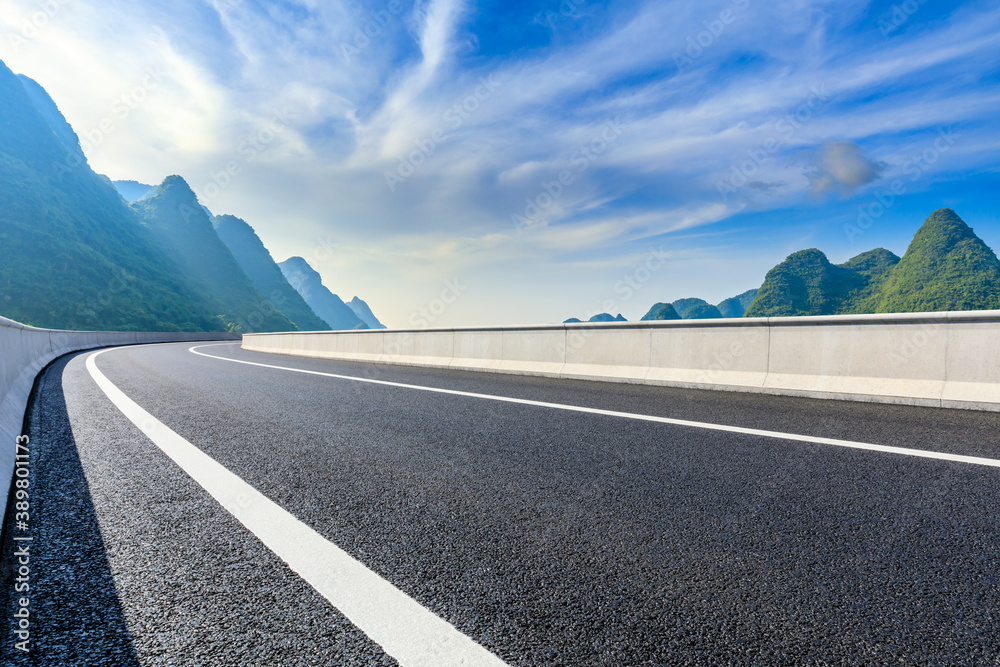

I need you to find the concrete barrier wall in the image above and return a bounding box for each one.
[0,316,239,527]
[243,311,1000,412]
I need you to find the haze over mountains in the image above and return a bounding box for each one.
[212,214,330,332]
[277,258,375,330]
[0,60,381,332]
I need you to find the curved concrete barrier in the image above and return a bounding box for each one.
[0,316,239,529]
[242,311,1000,412]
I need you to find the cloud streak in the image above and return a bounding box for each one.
[0,0,997,325]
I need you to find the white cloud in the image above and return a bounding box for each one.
[1,0,997,326]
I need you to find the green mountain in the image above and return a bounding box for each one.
[0,60,222,331]
[683,303,723,319]
[837,248,900,312]
[717,289,759,318]
[588,313,627,322]
[671,298,709,317]
[213,214,330,332]
[130,176,296,332]
[640,303,681,320]
[744,249,868,317]
[744,209,996,317]
[278,257,366,330]
[869,209,1000,313]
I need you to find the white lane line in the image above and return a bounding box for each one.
[190,344,1000,469]
[86,349,509,667]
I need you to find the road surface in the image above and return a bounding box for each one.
[2,341,999,665]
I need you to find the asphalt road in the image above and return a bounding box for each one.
[2,341,1000,665]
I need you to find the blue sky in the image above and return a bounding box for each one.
[2,0,998,326]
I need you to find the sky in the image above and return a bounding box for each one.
[1,0,998,327]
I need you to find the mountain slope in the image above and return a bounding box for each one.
[838,248,901,313]
[683,303,724,319]
[278,257,366,330]
[671,298,709,317]
[0,60,222,331]
[744,249,868,317]
[640,303,681,320]
[16,74,84,158]
[870,209,1000,313]
[213,214,330,332]
[348,296,386,329]
[130,176,295,332]
[717,289,759,318]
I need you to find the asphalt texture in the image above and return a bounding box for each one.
[2,341,1000,665]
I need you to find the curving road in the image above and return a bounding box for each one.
[3,341,1000,665]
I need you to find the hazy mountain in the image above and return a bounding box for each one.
[130,175,296,332]
[348,296,385,329]
[0,60,222,331]
[745,209,994,317]
[113,180,155,201]
[278,257,367,330]
[869,209,1000,313]
[589,313,627,322]
[16,74,84,158]
[564,317,583,323]
[213,214,330,332]
[717,289,759,318]
[640,303,682,320]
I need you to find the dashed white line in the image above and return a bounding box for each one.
[86,348,509,667]
[190,343,1000,469]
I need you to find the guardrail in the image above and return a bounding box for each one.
[242,310,1000,412]
[0,316,239,527]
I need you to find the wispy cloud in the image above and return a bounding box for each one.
[0,0,997,325]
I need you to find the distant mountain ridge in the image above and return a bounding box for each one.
[279,257,368,330]
[129,176,296,332]
[348,296,386,329]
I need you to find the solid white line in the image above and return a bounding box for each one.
[189,344,1000,469]
[86,348,509,667]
